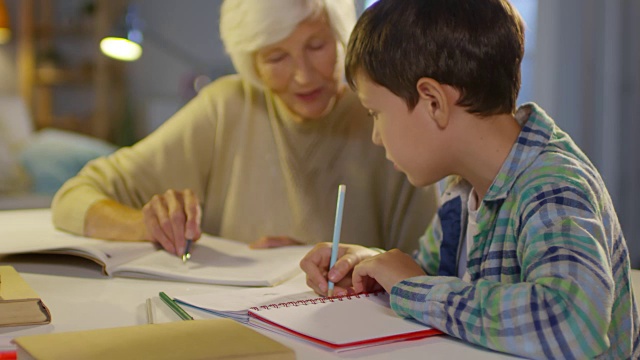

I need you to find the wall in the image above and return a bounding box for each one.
[125,0,234,138]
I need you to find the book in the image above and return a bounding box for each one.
[14,318,295,360]
[174,273,318,322]
[248,292,442,352]
[0,266,51,327]
[174,275,442,352]
[0,209,312,287]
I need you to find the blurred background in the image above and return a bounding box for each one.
[0,0,638,267]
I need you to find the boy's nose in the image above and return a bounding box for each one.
[371,125,382,146]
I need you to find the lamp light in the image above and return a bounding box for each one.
[0,0,11,44]
[100,3,214,95]
[100,5,143,61]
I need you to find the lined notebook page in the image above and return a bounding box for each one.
[248,292,442,351]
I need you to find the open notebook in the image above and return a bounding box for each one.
[0,209,311,286]
[247,292,443,351]
[174,275,442,352]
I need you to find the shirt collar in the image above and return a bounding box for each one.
[483,102,556,202]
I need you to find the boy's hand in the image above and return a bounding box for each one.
[142,188,202,256]
[352,249,426,294]
[300,243,379,297]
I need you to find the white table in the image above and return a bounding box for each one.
[0,253,525,359]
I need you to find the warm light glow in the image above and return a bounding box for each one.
[0,0,9,44]
[0,28,10,44]
[100,37,142,61]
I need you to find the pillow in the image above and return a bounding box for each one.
[0,96,33,194]
[20,128,118,196]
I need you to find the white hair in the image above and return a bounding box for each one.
[219,0,356,89]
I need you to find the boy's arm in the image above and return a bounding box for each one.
[391,197,619,359]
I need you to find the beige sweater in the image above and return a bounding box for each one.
[52,75,438,253]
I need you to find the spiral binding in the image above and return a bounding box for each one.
[249,291,384,312]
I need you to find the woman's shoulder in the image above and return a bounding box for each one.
[198,74,262,102]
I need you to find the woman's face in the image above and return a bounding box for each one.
[255,14,341,122]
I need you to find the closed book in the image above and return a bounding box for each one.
[14,318,295,360]
[0,266,51,327]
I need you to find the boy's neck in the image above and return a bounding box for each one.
[452,112,521,200]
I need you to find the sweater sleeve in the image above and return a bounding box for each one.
[51,80,224,235]
[389,183,616,359]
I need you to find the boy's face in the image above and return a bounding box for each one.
[355,72,446,187]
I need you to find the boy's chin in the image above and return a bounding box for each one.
[405,173,433,188]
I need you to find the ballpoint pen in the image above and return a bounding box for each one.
[159,291,193,321]
[182,239,193,264]
[327,184,346,297]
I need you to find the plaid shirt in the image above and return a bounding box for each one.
[390,103,639,359]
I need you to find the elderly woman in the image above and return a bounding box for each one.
[51,0,438,257]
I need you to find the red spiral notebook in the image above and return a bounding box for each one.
[247,292,443,352]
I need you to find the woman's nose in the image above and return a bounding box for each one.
[293,56,314,85]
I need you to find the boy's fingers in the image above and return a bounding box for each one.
[327,253,358,282]
[300,245,333,293]
[352,261,376,293]
[305,273,328,295]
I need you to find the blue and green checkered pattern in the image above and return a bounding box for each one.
[390,103,639,359]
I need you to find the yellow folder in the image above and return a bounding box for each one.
[14,318,295,360]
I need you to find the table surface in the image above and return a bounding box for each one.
[0,253,528,359]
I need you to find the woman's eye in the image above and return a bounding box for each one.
[265,52,287,63]
[308,40,326,50]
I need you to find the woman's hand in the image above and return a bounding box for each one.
[142,189,202,256]
[300,243,380,297]
[352,249,426,294]
[249,236,304,249]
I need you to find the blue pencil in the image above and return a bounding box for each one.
[327,184,346,297]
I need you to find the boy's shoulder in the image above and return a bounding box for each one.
[490,103,606,210]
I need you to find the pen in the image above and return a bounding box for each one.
[159,291,193,321]
[146,297,155,324]
[327,184,346,297]
[182,239,193,264]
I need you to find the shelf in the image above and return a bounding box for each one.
[35,114,93,133]
[18,0,127,143]
[33,24,94,37]
[35,65,94,86]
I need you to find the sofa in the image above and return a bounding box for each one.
[0,95,117,210]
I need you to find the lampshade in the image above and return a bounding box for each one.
[0,0,11,44]
[100,5,143,61]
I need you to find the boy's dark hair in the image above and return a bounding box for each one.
[346,0,525,116]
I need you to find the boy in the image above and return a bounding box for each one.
[299,0,639,358]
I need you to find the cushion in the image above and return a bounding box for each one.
[0,96,33,193]
[20,128,117,195]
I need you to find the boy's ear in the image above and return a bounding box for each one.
[416,78,449,129]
